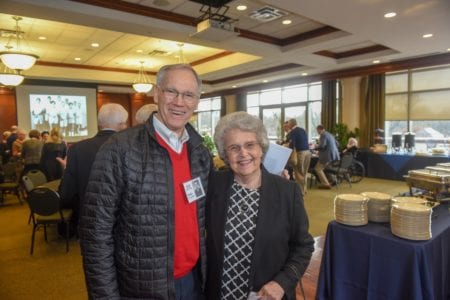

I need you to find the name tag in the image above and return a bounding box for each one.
[183,177,205,203]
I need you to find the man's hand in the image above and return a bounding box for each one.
[257,281,284,300]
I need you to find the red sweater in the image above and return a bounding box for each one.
[156,134,199,278]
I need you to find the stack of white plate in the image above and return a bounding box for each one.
[361,192,392,223]
[390,203,432,240]
[334,194,369,226]
[391,196,427,206]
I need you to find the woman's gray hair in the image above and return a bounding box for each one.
[156,64,202,93]
[214,111,269,161]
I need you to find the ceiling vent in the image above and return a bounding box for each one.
[148,49,170,56]
[249,6,288,22]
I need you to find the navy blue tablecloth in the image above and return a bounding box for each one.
[317,205,450,300]
[364,152,450,180]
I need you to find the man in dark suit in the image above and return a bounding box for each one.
[58,103,129,231]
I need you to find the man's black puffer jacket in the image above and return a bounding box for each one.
[79,115,211,299]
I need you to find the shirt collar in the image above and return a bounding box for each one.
[153,114,189,153]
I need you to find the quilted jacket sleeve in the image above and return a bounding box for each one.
[79,137,124,299]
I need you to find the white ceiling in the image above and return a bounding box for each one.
[0,0,449,93]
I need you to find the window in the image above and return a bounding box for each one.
[246,82,322,142]
[385,65,450,152]
[192,96,221,137]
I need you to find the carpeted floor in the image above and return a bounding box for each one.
[0,177,408,299]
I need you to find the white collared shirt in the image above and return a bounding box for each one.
[153,114,189,153]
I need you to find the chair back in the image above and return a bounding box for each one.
[27,187,61,216]
[1,161,18,182]
[26,169,47,187]
[340,153,354,169]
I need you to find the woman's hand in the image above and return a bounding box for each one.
[257,281,284,300]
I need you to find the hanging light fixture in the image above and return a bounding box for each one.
[132,61,153,93]
[0,16,39,71]
[177,43,185,64]
[0,62,24,86]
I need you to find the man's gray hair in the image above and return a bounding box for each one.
[135,104,158,124]
[214,111,269,162]
[156,64,202,93]
[98,103,128,129]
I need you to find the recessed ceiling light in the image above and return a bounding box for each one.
[422,33,433,38]
[232,85,237,88]
[38,36,47,40]
[301,73,308,76]
[373,60,380,64]
[74,57,81,61]
[236,5,247,11]
[136,49,143,53]
[262,80,268,83]
[384,12,397,18]
[282,19,292,25]
[447,48,450,52]
[91,42,100,48]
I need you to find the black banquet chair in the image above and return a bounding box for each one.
[0,161,23,205]
[27,187,73,255]
[325,152,354,188]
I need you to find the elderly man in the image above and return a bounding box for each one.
[314,124,340,189]
[58,103,129,232]
[287,119,311,195]
[79,64,210,299]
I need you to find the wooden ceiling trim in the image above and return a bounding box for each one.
[281,26,341,46]
[36,61,157,75]
[315,45,392,60]
[69,0,197,26]
[207,63,302,84]
[190,51,235,66]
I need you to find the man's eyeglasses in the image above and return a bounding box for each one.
[226,141,260,155]
[159,87,199,102]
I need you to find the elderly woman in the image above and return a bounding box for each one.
[206,111,314,300]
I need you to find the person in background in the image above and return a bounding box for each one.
[374,128,384,145]
[6,125,18,152]
[11,129,27,159]
[342,137,358,156]
[0,131,12,164]
[40,128,67,181]
[287,118,311,195]
[58,103,128,233]
[314,124,340,189]
[135,103,158,124]
[21,129,44,176]
[40,131,50,143]
[79,64,210,299]
[206,112,314,300]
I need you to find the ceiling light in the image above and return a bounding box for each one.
[133,61,153,93]
[384,12,397,18]
[262,80,268,83]
[422,33,433,38]
[136,49,143,53]
[301,72,308,76]
[74,57,81,61]
[282,19,292,25]
[447,48,450,52]
[0,62,24,86]
[38,36,46,40]
[91,43,99,48]
[373,60,380,64]
[232,85,237,88]
[236,5,247,11]
[0,16,39,71]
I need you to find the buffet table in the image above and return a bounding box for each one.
[362,151,450,180]
[316,204,450,300]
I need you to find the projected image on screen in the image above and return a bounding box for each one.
[30,94,88,137]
